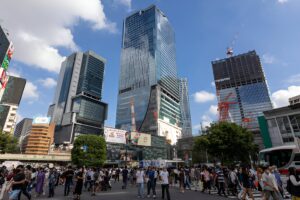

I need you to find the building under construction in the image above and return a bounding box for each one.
[212,50,273,149]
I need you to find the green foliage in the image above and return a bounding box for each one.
[193,122,258,165]
[71,134,106,167]
[0,131,20,154]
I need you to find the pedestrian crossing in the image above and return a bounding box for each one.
[188,186,291,200]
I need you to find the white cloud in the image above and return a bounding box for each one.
[23,82,39,101]
[114,0,132,11]
[262,53,276,64]
[209,105,218,116]
[201,115,213,128]
[193,91,216,103]
[7,68,21,78]
[278,0,288,4]
[211,81,216,87]
[0,0,116,73]
[16,113,23,123]
[271,85,300,108]
[38,78,57,88]
[285,74,300,84]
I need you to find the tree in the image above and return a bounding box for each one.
[193,122,258,165]
[71,134,106,167]
[0,131,19,154]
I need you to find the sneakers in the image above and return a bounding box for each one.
[147,195,150,198]
[153,195,156,199]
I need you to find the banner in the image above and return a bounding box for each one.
[130,132,151,146]
[104,127,126,144]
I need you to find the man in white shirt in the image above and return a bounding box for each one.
[160,168,170,200]
[136,167,145,198]
[262,167,280,200]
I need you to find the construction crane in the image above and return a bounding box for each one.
[218,92,237,122]
[242,112,254,129]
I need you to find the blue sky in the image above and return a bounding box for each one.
[1,0,300,134]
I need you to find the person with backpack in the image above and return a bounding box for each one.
[287,167,300,200]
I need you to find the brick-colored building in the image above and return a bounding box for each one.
[22,118,54,155]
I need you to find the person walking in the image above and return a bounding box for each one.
[74,167,84,200]
[262,166,280,200]
[179,168,185,193]
[160,168,170,200]
[122,166,129,189]
[240,167,254,200]
[63,166,74,196]
[48,166,57,198]
[146,167,156,198]
[7,166,26,200]
[216,167,227,197]
[136,167,145,198]
[17,165,31,200]
[201,166,211,194]
[35,167,45,197]
[287,167,300,200]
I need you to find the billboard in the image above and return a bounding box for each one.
[33,117,51,125]
[0,76,26,105]
[158,119,182,145]
[130,132,151,146]
[104,127,126,144]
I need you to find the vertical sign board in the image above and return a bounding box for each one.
[0,42,13,90]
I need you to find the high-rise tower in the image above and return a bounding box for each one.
[212,50,273,148]
[49,51,107,144]
[116,5,181,145]
[179,78,192,138]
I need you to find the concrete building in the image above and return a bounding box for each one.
[14,118,32,138]
[0,76,26,134]
[22,117,55,155]
[259,95,300,148]
[116,5,182,145]
[212,50,273,149]
[48,51,107,144]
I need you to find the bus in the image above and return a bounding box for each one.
[258,145,300,175]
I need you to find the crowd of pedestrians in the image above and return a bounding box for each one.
[0,163,299,200]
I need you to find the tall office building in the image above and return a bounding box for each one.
[14,118,33,138]
[0,76,26,133]
[116,5,182,145]
[212,50,273,148]
[49,51,108,144]
[179,78,192,138]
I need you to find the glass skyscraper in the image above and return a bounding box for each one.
[179,78,192,138]
[212,50,273,148]
[49,50,107,144]
[116,5,181,145]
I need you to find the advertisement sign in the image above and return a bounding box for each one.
[104,127,126,144]
[130,132,151,146]
[33,117,51,124]
[158,119,182,145]
[1,43,13,70]
[0,68,8,89]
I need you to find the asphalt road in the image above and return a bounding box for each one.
[10,181,233,200]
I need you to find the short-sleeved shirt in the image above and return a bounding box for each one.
[136,170,144,183]
[160,171,169,185]
[12,172,25,190]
